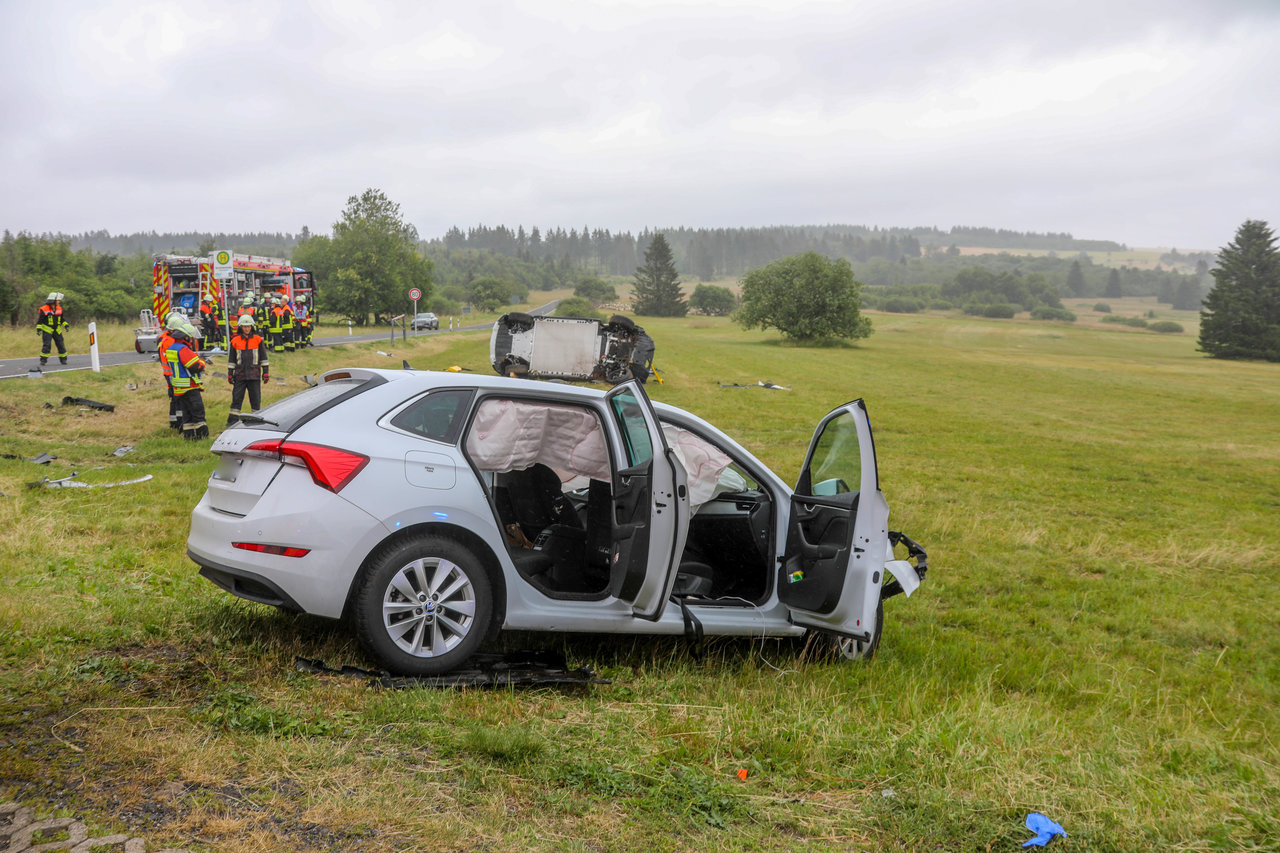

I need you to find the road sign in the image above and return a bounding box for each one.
[213,250,233,279]
[409,287,422,301]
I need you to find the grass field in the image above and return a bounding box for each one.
[1,308,1277,852]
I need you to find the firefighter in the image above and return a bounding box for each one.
[199,295,222,345]
[166,320,209,440]
[294,293,312,347]
[254,292,271,329]
[225,314,270,426]
[36,291,70,367]
[281,294,297,352]
[237,292,256,322]
[267,296,287,353]
[158,313,183,430]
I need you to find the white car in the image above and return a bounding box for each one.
[490,313,656,384]
[187,368,927,675]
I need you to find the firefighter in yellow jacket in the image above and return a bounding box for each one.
[36,291,70,367]
[166,320,209,440]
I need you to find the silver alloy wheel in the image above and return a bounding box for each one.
[381,556,477,657]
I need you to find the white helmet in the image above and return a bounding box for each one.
[237,314,255,328]
[47,292,59,301]
[180,321,199,339]
[296,294,306,303]
[165,312,187,330]
[242,293,255,305]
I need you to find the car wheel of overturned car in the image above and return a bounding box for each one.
[355,535,493,675]
[607,314,637,332]
[504,311,535,330]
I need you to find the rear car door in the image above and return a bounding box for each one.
[604,380,689,619]
[778,399,889,643]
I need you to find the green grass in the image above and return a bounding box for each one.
[1,311,1277,851]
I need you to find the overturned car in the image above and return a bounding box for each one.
[187,369,928,675]
[490,312,655,384]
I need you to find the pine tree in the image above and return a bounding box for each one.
[1104,268,1122,299]
[1066,260,1086,297]
[632,233,686,317]
[1198,219,1280,361]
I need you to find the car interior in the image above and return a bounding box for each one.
[466,398,774,605]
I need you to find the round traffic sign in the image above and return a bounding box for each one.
[409,288,422,301]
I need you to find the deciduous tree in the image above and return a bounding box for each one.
[293,189,432,326]
[736,252,872,342]
[688,283,736,316]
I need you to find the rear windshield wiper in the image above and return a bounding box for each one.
[236,414,280,426]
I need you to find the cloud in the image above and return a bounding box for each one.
[2,0,1278,249]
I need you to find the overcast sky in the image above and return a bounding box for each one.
[2,0,1277,251]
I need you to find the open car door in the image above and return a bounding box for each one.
[778,399,890,647]
[603,380,689,620]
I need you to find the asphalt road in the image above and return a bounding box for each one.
[0,304,557,381]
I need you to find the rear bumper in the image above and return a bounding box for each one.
[187,473,391,618]
[192,556,305,612]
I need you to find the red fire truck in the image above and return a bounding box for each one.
[135,253,317,352]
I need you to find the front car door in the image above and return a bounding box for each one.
[778,399,889,644]
[604,380,689,620]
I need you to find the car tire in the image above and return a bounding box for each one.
[354,535,493,675]
[807,597,883,662]
[608,314,637,332]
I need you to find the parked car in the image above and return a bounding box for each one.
[187,368,928,675]
[410,312,439,331]
[490,312,655,384]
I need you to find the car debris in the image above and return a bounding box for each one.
[111,445,135,457]
[717,380,792,390]
[294,651,607,689]
[28,472,154,489]
[1,452,56,464]
[60,396,115,412]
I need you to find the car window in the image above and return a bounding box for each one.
[801,411,861,499]
[252,376,384,432]
[609,389,653,467]
[390,389,475,444]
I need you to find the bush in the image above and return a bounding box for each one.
[981,303,1017,318]
[1030,306,1078,322]
[553,296,600,319]
[928,300,954,310]
[1093,302,1111,313]
[431,298,463,315]
[880,297,922,314]
[688,284,737,316]
[1148,320,1184,333]
[1101,315,1149,328]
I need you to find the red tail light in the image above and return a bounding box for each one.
[233,542,311,558]
[244,439,369,493]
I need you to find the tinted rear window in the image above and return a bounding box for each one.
[254,376,384,432]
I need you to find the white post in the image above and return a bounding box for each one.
[347,320,352,336]
[412,297,418,335]
[88,321,101,373]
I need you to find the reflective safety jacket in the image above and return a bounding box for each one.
[269,305,295,334]
[293,302,309,323]
[157,331,177,379]
[165,336,207,394]
[255,304,270,328]
[228,330,270,381]
[36,304,68,335]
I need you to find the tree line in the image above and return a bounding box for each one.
[430,223,1129,280]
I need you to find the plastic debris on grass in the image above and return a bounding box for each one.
[1022,812,1067,847]
[60,396,115,412]
[27,473,154,489]
[296,650,608,689]
[717,380,792,390]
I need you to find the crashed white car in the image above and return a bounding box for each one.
[490,312,656,384]
[187,369,927,675]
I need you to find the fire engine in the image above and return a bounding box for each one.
[134,253,317,352]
